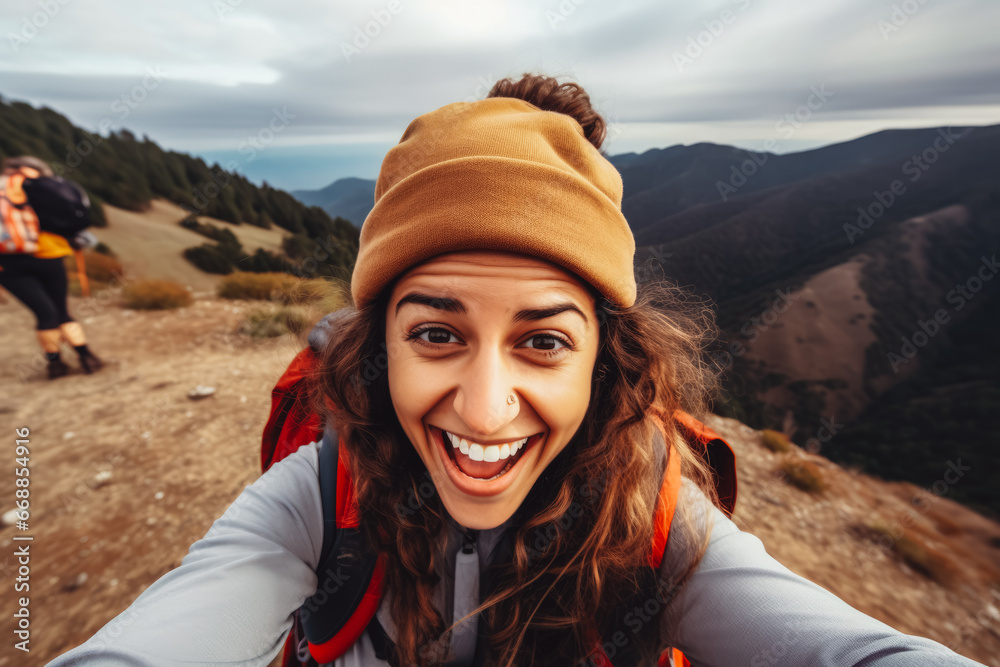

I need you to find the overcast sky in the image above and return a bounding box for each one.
[3,0,999,191]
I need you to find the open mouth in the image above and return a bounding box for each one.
[431,425,543,494]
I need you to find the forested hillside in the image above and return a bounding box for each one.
[0,96,359,278]
[624,124,1000,515]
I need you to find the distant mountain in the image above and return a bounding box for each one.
[611,127,985,236]
[620,123,1000,516]
[292,177,376,228]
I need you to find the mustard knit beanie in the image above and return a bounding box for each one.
[350,95,636,310]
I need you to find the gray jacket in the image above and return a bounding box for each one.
[46,440,984,666]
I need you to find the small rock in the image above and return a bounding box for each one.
[185,411,194,418]
[109,578,119,587]
[64,572,88,592]
[141,431,151,440]
[79,536,88,543]
[240,396,247,403]
[146,517,157,525]
[188,386,216,400]
[63,431,75,440]
[92,471,112,488]
[154,491,164,500]
[1,510,19,527]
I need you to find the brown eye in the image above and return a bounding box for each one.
[406,327,458,347]
[522,333,573,357]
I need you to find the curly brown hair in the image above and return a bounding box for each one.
[308,74,724,666]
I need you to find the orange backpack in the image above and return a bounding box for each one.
[0,167,42,254]
[262,344,737,666]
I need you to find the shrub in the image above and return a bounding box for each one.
[776,459,826,494]
[760,429,792,453]
[82,251,127,282]
[867,520,960,585]
[180,216,241,247]
[236,247,296,274]
[184,244,234,274]
[239,305,309,338]
[218,272,300,301]
[122,278,192,310]
[278,276,348,310]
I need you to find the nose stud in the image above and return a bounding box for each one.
[507,394,516,405]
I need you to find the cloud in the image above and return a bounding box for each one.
[2,0,998,189]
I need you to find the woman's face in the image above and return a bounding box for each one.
[385,250,601,530]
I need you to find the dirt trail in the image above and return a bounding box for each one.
[0,294,997,665]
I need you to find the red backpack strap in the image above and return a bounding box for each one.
[673,409,737,517]
[649,414,682,569]
[297,430,385,664]
[262,346,324,472]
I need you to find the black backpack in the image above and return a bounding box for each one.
[22,176,91,239]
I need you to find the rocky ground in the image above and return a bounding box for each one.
[0,292,997,666]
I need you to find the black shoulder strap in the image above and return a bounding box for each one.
[301,427,385,650]
[317,428,339,567]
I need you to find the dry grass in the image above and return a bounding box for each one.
[777,458,827,494]
[217,271,345,305]
[81,251,128,283]
[122,278,193,310]
[218,272,300,301]
[239,305,311,338]
[760,429,793,453]
[866,519,961,586]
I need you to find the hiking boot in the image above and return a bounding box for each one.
[78,349,104,374]
[48,357,70,380]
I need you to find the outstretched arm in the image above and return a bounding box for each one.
[46,442,325,666]
[659,478,985,667]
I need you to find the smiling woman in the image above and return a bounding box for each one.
[47,73,986,667]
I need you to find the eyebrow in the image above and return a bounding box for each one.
[395,292,589,325]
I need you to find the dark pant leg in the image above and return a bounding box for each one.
[0,255,63,329]
[33,257,73,325]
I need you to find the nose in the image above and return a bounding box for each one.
[452,346,519,437]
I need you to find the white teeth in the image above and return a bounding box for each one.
[443,430,533,461]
